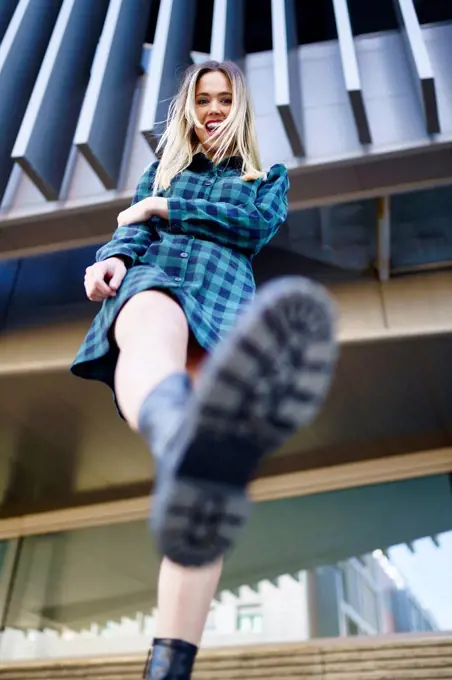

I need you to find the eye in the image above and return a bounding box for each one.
[197,98,208,105]
[222,98,232,105]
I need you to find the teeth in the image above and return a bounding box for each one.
[207,122,221,130]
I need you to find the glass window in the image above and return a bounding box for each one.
[391,186,452,272]
[236,604,263,635]
[0,524,157,661]
[345,615,361,636]
[0,539,19,621]
[0,481,450,661]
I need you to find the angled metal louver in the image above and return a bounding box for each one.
[393,0,440,135]
[332,0,372,145]
[139,0,197,150]
[0,0,62,202]
[0,0,19,44]
[271,0,305,157]
[75,0,153,190]
[210,0,244,64]
[12,0,110,200]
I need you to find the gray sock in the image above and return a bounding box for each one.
[138,372,192,460]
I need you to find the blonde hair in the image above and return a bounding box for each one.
[153,61,265,194]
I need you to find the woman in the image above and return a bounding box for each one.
[71,61,337,679]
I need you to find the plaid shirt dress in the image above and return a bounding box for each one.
[71,153,289,391]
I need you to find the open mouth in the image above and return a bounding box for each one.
[205,120,223,136]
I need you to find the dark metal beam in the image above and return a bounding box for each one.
[0,0,18,43]
[271,0,305,157]
[332,0,372,145]
[393,0,440,135]
[75,0,152,190]
[12,0,110,200]
[210,0,244,64]
[139,0,197,150]
[0,0,62,203]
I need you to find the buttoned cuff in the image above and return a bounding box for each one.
[95,245,136,267]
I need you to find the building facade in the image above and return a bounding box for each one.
[0,552,437,661]
[0,0,452,670]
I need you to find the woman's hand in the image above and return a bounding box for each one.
[84,257,127,301]
[117,197,168,226]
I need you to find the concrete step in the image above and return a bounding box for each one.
[1,635,451,679]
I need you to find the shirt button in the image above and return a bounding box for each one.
[175,277,182,282]
[180,252,188,258]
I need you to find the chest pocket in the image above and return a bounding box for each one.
[210,174,259,206]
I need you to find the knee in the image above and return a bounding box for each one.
[115,291,188,349]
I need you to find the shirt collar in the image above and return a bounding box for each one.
[189,153,243,172]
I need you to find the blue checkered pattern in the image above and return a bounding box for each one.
[71,154,289,389]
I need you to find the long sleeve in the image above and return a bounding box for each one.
[167,164,289,255]
[95,161,159,266]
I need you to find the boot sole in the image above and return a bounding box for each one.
[151,277,338,566]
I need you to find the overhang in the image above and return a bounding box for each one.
[0,273,451,628]
[1,21,452,259]
[0,272,451,523]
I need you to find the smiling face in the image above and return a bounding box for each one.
[193,70,233,158]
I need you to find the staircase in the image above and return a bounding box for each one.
[0,635,451,679]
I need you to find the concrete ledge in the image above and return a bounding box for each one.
[0,446,450,539]
[1,634,451,678]
[1,271,452,377]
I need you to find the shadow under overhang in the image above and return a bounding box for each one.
[0,329,452,520]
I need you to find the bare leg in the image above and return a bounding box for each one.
[156,557,222,645]
[114,290,189,429]
[114,290,222,652]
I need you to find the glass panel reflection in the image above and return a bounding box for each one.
[0,477,451,661]
[0,538,19,627]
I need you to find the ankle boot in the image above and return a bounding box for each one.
[143,638,198,679]
[138,372,192,460]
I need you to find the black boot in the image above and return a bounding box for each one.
[138,372,192,460]
[143,638,198,679]
[149,277,338,567]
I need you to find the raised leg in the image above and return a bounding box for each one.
[114,290,189,429]
[114,290,220,679]
[150,277,339,567]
